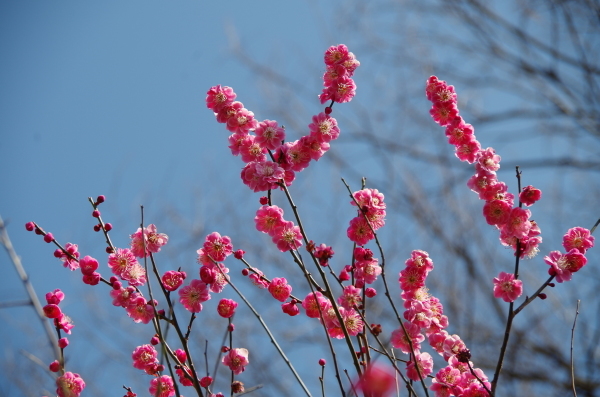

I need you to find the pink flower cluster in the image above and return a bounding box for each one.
[132,344,162,375]
[544,227,593,282]
[394,251,491,394]
[320,44,360,104]
[197,232,233,293]
[109,280,155,324]
[43,289,74,334]
[130,224,169,258]
[254,205,303,252]
[347,188,386,246]
[426,76,543,260]
[54,242,80,271]
[207,45,357,192]
[352,247,382,286]
[301,290,364,339]
[108,248,147,287]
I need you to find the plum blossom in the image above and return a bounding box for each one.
[222,348,249,375]
[493,272,523,302]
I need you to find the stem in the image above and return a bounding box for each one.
[571,300,580,397]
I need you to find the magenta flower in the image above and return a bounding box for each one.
[493,272,523,302]
[563,227,594,254]
[162,270,186,292]
[203,232,233,262]
[272,221,303,252]
[255,119,285,151]
[178,279,211,313]
[56,372,85,397]
[544,249,587,283]
[406,352,434,382]
[125,295,155,324]
[45,289,65,305]
[79,255,98,276]
[254,205,285,236]
[217,298,238,318]
[222,348,249,375]
[268,278,292,302]
[519,185,542,206]
[132,344,159,373]
[391,322,425,354]
[206,85,236,113]
[149,375,175,397]
[347,216,375,246]
[56,243,80,270]
[308,113,340,143]
[130,224,168,258]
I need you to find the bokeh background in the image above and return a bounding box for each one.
[1,1,599,396]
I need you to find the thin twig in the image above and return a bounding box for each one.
[571,300,580,397]
[0,215,62,363]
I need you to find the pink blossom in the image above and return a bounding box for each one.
[121,262,147,287]
[203,232,233,262]
[216,100,243,124]
[162,270,186,291]
[272,221,303,252]
[426,77,457,104]
[56,372,85,397]
[467,169,499,199]
[132,344,159,373]
[130,224,168,258]
[545,249,588,283]
[314,243,335,266]
[217,298,238,318]
[284,140,312,172]
[354,258,382,284]
[248,268,269,289]
[108,248,139,278]
[228,132,250,156]
[454,137,481,163]
[82,272,101,285]
[282,301,300,316]
[43,304,62,319]
[78,255,98,276]
[309,113,340,142]
[445,116,475,146]
[222,348,249,375]
[404,250,434,273]
[206,85,236,113]
[55,313,74,334]
[320,76,356,104]
[179,279,211,313]
[493,272,523,302]
[45,289,65,305]
[442,334,467,361]
[302,291,329,318]
[406,352,434,382]
[110,286,138,307]
[57,243,80,270]
[149,375,175,397]
[476,147,501,172]
[324,44,351,66]
[429,330,450,356]
[391,322,425,354]
[200,376,213,388]
[302,135,330,161]
[519,185,542,206]
[337,285,362,309]
[226,107,258,134]
[255,119,285,151]
[268,277,292,302]
[239,135,267,163]
[399,267,427,292]
[503,207,532,239]
[326,306,364,339]
[126,295,155,324]
[482,199,512,226]
[430,101,459,127]
[352,188,386,211]
[255,205,285,235]
[347,216,374,246]
[430,366,462,397]
[355,364,396,397]
[563,227,594,253]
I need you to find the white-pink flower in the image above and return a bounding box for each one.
[222,348,249,375]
